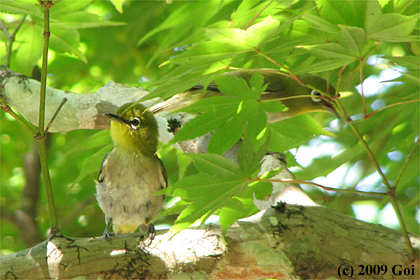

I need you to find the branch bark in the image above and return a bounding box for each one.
[1,206,418,279]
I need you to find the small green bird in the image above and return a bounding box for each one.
[151,69,338,122]
[96,103,167,240]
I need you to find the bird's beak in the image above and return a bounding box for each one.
[104,113,127,124]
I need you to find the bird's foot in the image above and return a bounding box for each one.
[103,229,116,241]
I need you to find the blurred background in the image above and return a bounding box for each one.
[1,0,418,254]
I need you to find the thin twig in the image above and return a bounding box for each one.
[0,96,37,135]
[45,98,67,133]
[333,99,414,256]
[361,99,420,120]
[1,15,27,68]
[254,49,293,74]
[256,178,387,196]
[37,0,60,235]
[359,64,367,117]
[244,0,274,30]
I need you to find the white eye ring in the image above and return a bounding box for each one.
[130,117,141,130]
[310,90,323,103]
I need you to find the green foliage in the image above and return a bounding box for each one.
[163,133,272,236]
[1,0,419,254]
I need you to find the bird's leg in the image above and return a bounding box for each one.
[148,223,155,240]
[103,216,115,240]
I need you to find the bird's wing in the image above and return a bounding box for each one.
[98,150,112,183]
[156,155,168,190]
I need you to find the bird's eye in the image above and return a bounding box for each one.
[310,90,323,103]
[130,117,141,130]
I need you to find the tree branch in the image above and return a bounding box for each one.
[1,206,418,279]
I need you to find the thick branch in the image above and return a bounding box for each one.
[0,67,152,133]
[1,206,418,279]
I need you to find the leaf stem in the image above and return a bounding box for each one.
[334,99,414,255]
[0,96,37,135]
[45,98,67,133]
[256,178,387,196]
[0,15,27,68]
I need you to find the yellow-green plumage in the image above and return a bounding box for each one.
[96,103,167,239]
[151,69,337,122]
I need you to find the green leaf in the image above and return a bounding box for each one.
[64,130,111,155]
[72,143,112,186]
[237,130,271,176]
[13,24,43,75]
[385,56,419,71]
[316,0,363,27]
[110,0,125,13]
[245,15,280,47]
[338,25,365,57]
[190,153,243,177]
[366,14,418,42]
[269,114,335,151]
[0,0,43,18]
[169,96,238,144]
[167,153,248,234]
[215,75,255,98]
[145,64,226,101]
[49,28,87,62]
[204,15,280,49]
[50,0,92,17]
[166,41,252,67]
[305,43,358,60]
[207,119,244,154]
[303,58,357,73]
[301,13,340,34]
[52,12,126,29]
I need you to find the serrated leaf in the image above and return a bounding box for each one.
[366,14,418,42]
[207,119,244,154]
[301,13,340,34]
[50,0,92,17]
[215,75,255,98]
[145,65,226,101]
[64,130,111,155]
[237,130,271,176]
[52,12,126,29]
[385,56,419,71]
[245,15,280,47]
[169,96,238,144]
[268,114,335,151]
[0,0,43,18]
[305,43,358,60]
[304,58,357,72]
[49,28,86,62]
[189,153,243,177]
[167,41,252,67]
[338,25,365,57]
[219,198,246,236]
[13,24,43,75]
[261,100,287,113]
[110,0,125,13]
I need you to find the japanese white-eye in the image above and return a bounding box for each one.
[151,69,338,122]
[96,103,167,240]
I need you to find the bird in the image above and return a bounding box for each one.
[150,68,338,122]
[96,103,167,240]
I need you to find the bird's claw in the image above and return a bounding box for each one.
[104,230,116,241]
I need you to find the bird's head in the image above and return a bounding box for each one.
[258,72,338,122]
[105,103,158,155]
